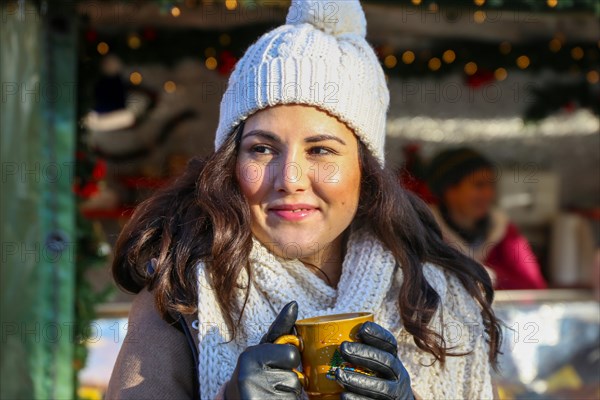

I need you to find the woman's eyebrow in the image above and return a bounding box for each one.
[242,130,346,146]
[242,130,282,143]
[305,134,346,146]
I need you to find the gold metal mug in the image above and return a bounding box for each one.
[274,312,375,400]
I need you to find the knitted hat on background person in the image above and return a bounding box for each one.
[426,147,495,199]
[214,0,390,167]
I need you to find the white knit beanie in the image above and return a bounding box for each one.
[214,0,390,166]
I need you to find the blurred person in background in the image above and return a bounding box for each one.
[426,147,547,290]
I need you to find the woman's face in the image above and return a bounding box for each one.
[236,104,361,260]
[444,167,497,221]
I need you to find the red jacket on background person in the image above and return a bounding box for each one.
[429,205,548,290]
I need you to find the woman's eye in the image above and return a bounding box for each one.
[249,145,335,157]
[309,146,335,156]
[251,145,273,155]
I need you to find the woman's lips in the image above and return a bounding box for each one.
[268,205,319,222]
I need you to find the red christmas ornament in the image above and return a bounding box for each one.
[142,27,157,41]
[374,45,386,59]
[399,144,436,204]
[73,181,99,199]
[466,68,495,88]
[92,159,107,181]
[85,29,98,43]
[218,50,237,76]
[562,101,576,113]
[73,159,106,199]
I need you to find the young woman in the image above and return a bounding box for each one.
[107,1,502,399]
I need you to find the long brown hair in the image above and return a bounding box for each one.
[112,123,502,366]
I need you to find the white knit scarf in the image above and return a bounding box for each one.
[196,226,447,399]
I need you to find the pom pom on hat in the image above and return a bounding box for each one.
[286,0,367,38]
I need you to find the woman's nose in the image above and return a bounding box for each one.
[271,151,311,194]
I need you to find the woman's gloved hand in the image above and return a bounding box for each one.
[335,321,415,400]
[224,301,302,400]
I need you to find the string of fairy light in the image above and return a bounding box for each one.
[86,0,600,94]
[411,0,536,9]
[375,0,599,84]
[138,0,600,13]
[378,39,599,85]
[402,0,598,11]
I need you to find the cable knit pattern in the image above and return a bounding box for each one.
[214,0,390,167]
[196,226,494,399]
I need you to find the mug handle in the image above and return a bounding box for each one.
[274,334,308,388]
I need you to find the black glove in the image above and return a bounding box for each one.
[224,301,302,400]
[335,321,415,400]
